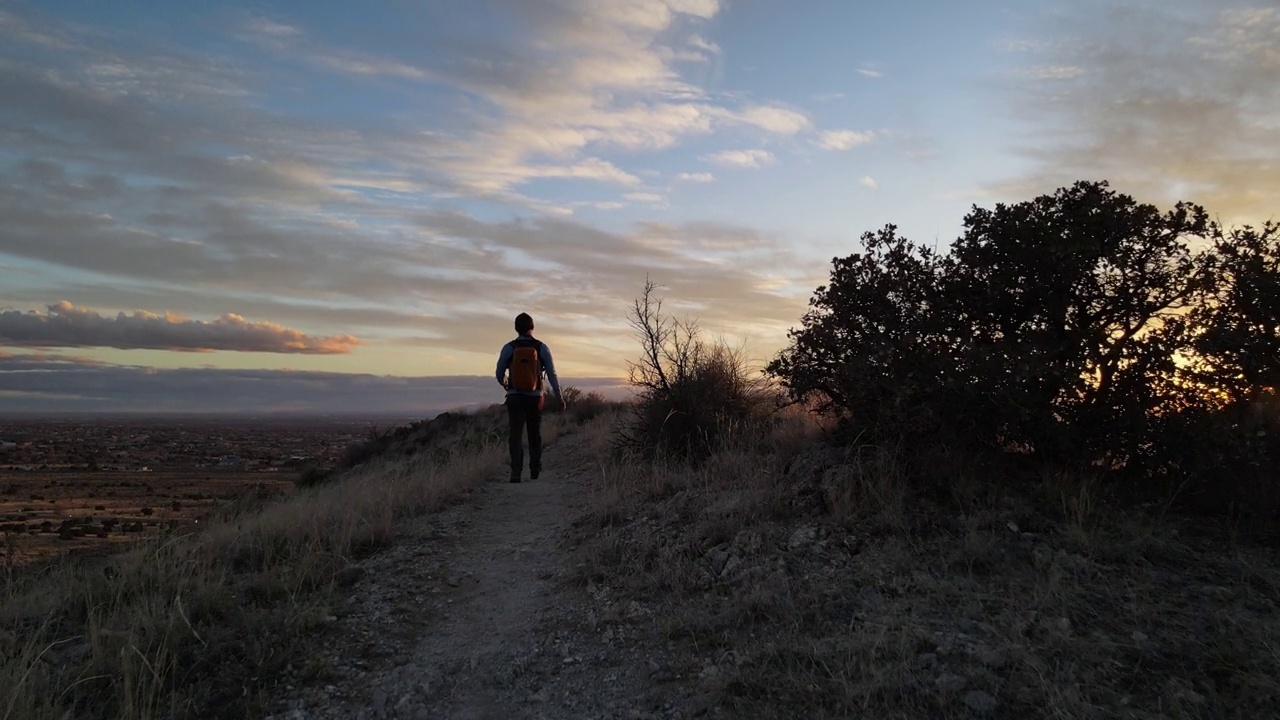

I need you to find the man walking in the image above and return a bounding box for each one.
[496,313,566,483]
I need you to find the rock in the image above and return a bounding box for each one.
[706,547,729,575]
[334,566,366,587]
[787,526,817,550]
[963,690,998,715]
[731,530,763,555]
[977,647,1011,670]
[935,673,967,694]
[719,556,742,578]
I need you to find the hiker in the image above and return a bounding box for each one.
[495,313,566,483]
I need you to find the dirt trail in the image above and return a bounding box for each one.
[269,432,698,720]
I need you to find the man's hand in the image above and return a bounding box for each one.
[557,397,567,412]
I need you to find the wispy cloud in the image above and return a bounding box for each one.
[1019,64,1084,80]
[242,17,302,38]
[0,302,363,353]
[816,129,875,150]
[856,67,882,78]
[860,176,879,190]
[687,34,721,57]
[0,2,829,378]
[737,106,811,134]
[624,192,667,204]
[700,149,775,168]
[1006,1,1280,223]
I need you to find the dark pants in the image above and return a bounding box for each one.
[506,394,542,477]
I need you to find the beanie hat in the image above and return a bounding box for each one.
[514,313,534,333]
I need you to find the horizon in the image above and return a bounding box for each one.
[2,0,1277,414]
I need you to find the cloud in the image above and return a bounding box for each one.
[687,34,721,56]
[816,129,875,150]
[363,0,739,195]
[0,354,629,415]
[1019,65,1084,80]
[239,16,430,80]
[700,149,775,168]
[624,192,667,204]
[860,176,879,190]
[0,4,828,378]
[856,67,882,78]
[676,172,715,182]
[737,106,811,134]
[1005,1,1280,224]
[0,302,363,354]
[242,17,302,38]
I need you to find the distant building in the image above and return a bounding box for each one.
[218,455,242,466]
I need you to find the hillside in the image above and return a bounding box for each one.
[4,403,1279,720]
[268,406,1279,720]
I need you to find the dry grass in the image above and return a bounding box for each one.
[574,408,1280,719]
[0,414,506,720]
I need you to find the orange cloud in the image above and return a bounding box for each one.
[0,302,364,354]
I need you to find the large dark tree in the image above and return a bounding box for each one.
[769,180,1280,527]
[941,181,1211,460]
[769,182,1225,465]
[1190,222,1280,404]
[766,225,954,437]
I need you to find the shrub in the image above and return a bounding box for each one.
[295,466,334,489]
[338,426,392,469]
[767,181,1280,528]
[620,281,772,461]
[560,386,614,424]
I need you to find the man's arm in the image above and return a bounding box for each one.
[495,343,513,388]
[540,342,563,397]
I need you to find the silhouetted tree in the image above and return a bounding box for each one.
[766,225,955,439]
[768,181,1280,484]
[941,181,1210,462]
[1189,221,1280,404]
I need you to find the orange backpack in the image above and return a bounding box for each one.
[509,339,542,392]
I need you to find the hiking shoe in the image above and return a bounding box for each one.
[530,468,540,480]
[509,475,521,483]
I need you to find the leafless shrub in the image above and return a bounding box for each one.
[618,280,773,461]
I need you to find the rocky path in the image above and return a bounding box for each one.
[268,433,701,720]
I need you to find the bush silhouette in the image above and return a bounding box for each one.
[768,181,1280,528]
[621,280,770,461]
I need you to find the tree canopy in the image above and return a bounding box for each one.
[768,181,1279,491]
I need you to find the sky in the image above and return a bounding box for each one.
[1,0,1277,415]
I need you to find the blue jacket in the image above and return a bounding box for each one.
[496,334,562,398]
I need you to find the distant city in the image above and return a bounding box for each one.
[0,416,404,473]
